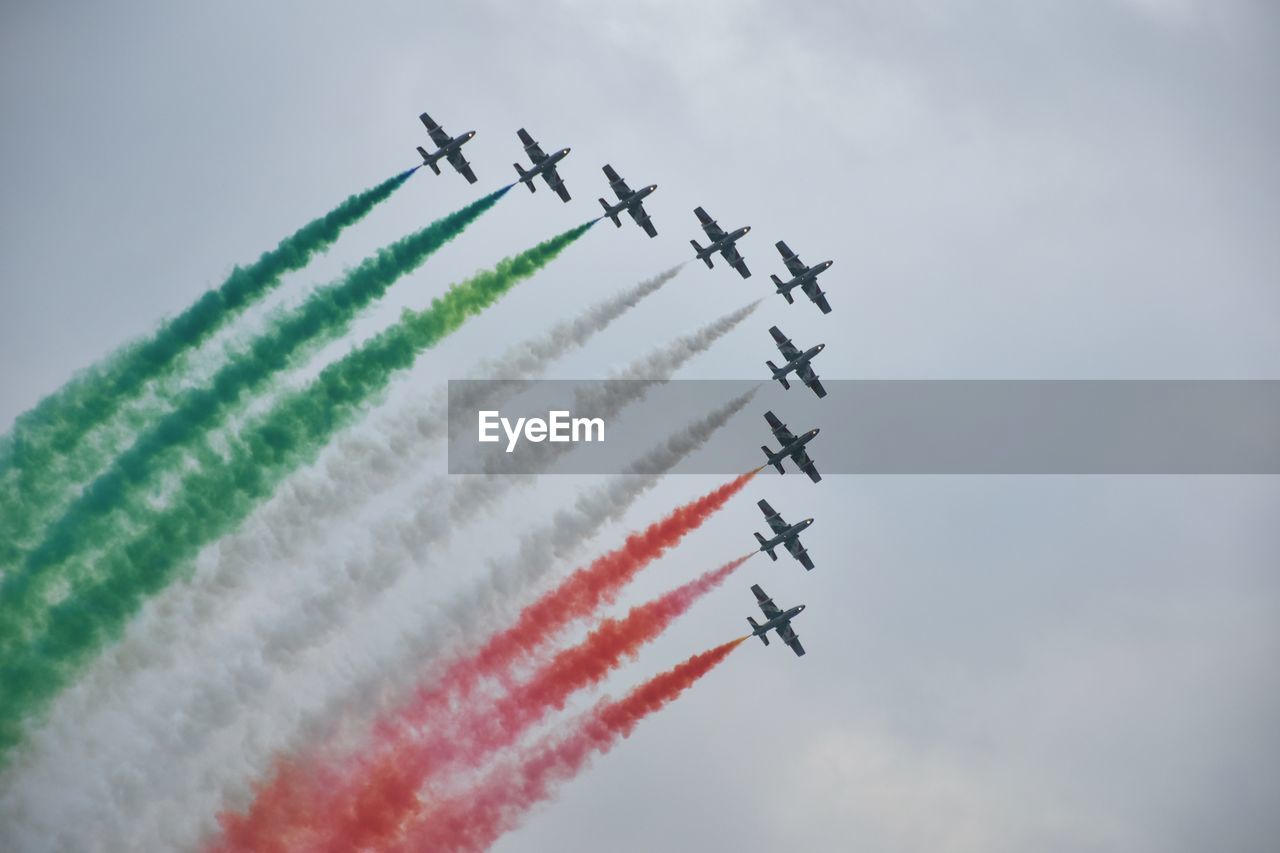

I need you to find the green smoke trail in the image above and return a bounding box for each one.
[0,186,511,650]
[0,220,595,758]
[0,168,418,568]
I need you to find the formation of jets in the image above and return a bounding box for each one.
[411,109,840,660]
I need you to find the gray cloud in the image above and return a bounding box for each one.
[1,2,1277,852]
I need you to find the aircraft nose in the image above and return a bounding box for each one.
[744,226,751,232]
[818,343,825,350]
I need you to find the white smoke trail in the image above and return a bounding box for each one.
[0,301,753,853]
[272,261,687,545]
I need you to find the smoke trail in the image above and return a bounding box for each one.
[231,555,753,851]
[218,470,757,850]
[0,368,753,853]
[0,185,509,643]
[389,470,758,736]
[230,261,688,566]
[0,168,418,569]
[396,638,748,852]
[0,221,593,759]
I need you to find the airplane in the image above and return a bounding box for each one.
[690,207,751,278]
[767,325,827,399]
[415,113,478,184]
[747,583,806,656]
[513,128,571,201]
[771,241,834,314]
[761,410,822,483]
[754,499,815,571]
[598,165,658,237]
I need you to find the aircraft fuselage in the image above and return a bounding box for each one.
[524,147,570,178]
[752,604,806,639]
[758,518,814,553]
[773,344,825,379]
[775,260,834,295]
[422,130,476,163]
[604,183,657,215]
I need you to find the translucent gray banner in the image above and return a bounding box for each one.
[447,380,1280,475]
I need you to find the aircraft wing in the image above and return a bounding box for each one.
[757,499,789,535]
[802,279,832,314]
[627,203,657,237]
[419,113,452,148]
[694,206,728,241]
[446,149,478,184]
[764,411,796,446]
[751,584,782,619]
[769,326,801,361]
[517,128,547,162]
[784,537,815,571]
[544,165,571,202]
[603,164,632,198]
[776,241,808,276]
[721,244,751,279]
[796,363,827,399]
[790,446,822,483]
[777,621,806,656]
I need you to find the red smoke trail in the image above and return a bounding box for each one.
[211,471,756,852]
[394,637,749,852]
[321,553,754,851]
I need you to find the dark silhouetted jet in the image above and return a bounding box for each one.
[761,410,821,483]
[754,499,815,571]
[415,113,477,184]
[747,584,806,656]
[771,241,833,313]
[767,325,826,398]
[513,128,571,201]
[598,164,657,237]
[690,207,750,277]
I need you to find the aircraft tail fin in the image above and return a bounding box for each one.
[417,147,442,175]
[762,446,785,475]
[514,162,535,192]
[748,617,769,645]
[691,240,713,268]
[772,274,794,303]
[767,361,790,389]
[598,198,622,227]
[754,531,778,560]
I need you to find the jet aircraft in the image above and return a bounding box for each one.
[754,499,815,571]
[415,113,477,184]
[761,410,822,483]
[771,241,833,313]
[598,164,657,237]
[747,584,807,656]
[513,128,571,201]
[690,207,751,277]
[767,325,827,398]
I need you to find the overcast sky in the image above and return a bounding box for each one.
[1,2,1278,851]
